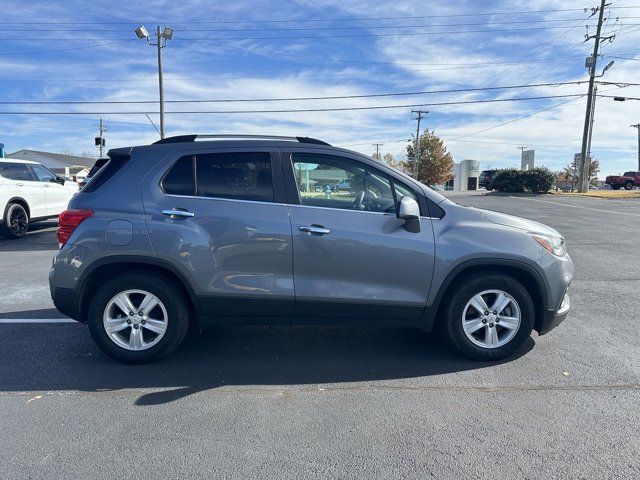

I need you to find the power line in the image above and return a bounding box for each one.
[0,81,589,104]
[0,18,620,32]
[447,96,586,141]
[0,94,587,115]
[0,40,133,56]
[3,7,640,25]
[3,24,632,42]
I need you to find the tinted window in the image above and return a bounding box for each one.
[196,152,272,202]
[86,158,109,178]
[82,152,129,193]
[161,152,273,202]
[292,153,410,214]
[0,162,36,181]
[162,155,194,196]
[30,164,57,182]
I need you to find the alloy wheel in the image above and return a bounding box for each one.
[103,289,168,351]
[9,206,28,237]
[461,289,521,349]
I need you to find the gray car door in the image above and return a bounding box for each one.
[283,149,435,321]
[141,147,294,320]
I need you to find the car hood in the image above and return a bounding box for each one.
[477,208,562,237]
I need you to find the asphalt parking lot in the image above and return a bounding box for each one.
[1,192,639,479]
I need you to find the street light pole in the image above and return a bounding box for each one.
[135,25,173,139]
[156,26,165,139]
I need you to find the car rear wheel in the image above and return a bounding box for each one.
[0,203,29,239]
[443,274,534,361]
[87,273,190,363]
[611,185,621,190]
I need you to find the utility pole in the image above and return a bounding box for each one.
[135,25,173,139]
[631,123,640,171]
[95,118,106,157]
[578,0,609,192]
[372,143,383,160]
[411,110,428,179]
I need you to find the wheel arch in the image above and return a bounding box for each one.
[423,259,548,334]
[77,256,199,325]
[3,197,31,219]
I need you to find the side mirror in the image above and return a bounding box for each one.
[397,196,421,233]
[52,176,65,185]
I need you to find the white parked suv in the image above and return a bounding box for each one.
[0,158,77,238]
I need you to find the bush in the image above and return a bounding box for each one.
[490,169,525,193]
[489,167,554,194]
[523,167,554,193]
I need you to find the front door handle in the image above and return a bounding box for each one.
[299,225,331,235]
[162,209,195,219]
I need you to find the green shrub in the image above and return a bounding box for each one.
[490,169,525,193]
[523,167,555,193]
[489,167,554,193]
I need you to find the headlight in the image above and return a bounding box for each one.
[529,232,566,256]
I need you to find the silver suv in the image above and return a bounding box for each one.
[49,134,573,363]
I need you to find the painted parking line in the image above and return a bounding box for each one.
[509,196,640,217]
[0,318,77,324]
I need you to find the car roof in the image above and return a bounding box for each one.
[0,157,39,165]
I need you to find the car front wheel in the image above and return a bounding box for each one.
[444,274,534,361]
[1,203,29,239]
[87,273,190,363]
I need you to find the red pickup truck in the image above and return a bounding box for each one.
[605,171,640,190]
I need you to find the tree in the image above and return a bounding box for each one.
[382,152,407,173]
[402,129,454,185]
[558,157,600,191]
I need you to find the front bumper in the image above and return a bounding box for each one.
[538,292,570,335]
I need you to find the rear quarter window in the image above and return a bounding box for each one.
[0,162,36,181]
[82,153,130,193]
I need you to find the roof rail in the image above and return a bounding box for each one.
[152,134,330,146]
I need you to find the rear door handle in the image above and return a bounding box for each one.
[162,209,195,219]
[299,225,331,235]
[15,183,23,187]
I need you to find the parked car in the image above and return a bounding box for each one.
[0,158,77,238]
[331,179,351,191]
[49,134,573,364]
[605,171,640,190]
[479,169,498,190]
[78,157,109,190]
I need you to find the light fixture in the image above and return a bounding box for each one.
[134,25,149,39]
[162,27,173,40]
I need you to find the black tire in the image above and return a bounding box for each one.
[612,185,621,190]
[87,273,190,364]
[624,182,634,190]
[443,273,534,361]
[1,203,29,239]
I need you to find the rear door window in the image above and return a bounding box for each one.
[0,162,36,181]
[162,152,273,202]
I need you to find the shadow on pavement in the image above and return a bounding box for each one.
[0,323,534,405]
[0,221,58,252]
[0,308,65,319]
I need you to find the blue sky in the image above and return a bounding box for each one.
[0,0,639,176]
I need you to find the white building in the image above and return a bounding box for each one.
[441,159,480,191]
